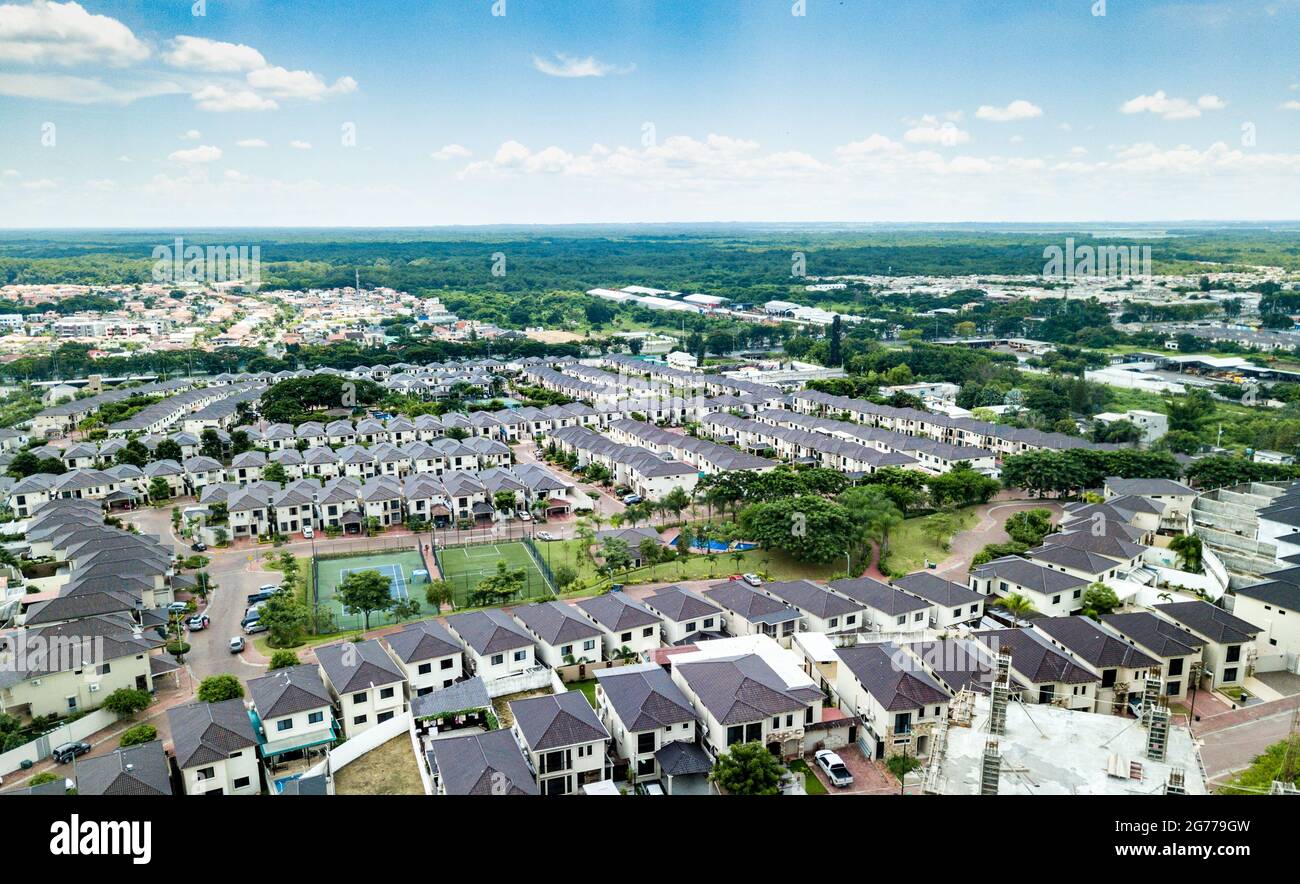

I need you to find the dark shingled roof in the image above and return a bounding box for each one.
[384,620,461,664]
[167,699,258,770]
[676,654,820,724]
[655,740,712,777]
[248,664,332,719]
[510,600,601,646]
[75,741,172,796]
[763,579,863,619]
[447,609,533,655]
[836,642,950,711]
[316,639,406,694]
[974,628,1098,685]
[893,572,984,608]
[510,690,610,751]
[576,592,661,632]
[1033,616,1161,670]
[642,585,723,623]
[429,729,538,795]
[1101,612,1203,659]
[829,576,930,614]
[595,663,696,731]
[1154,601,1260,645]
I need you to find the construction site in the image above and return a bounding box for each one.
[921,653,1207,795]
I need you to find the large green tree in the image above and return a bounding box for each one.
[710,741,785,796]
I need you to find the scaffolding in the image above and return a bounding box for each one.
[988,651,1012,737]
[1164,767,1186,795]
[920,717,950,795]
[1147,704,1170,762]
[980,738,1001,795]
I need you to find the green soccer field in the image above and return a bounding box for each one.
[435,541,553,606]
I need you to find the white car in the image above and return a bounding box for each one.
[535,530,555,541]
[302,525,314,539]
[814,750,854,788]
[517,510,531,522]
[742,573,762,587]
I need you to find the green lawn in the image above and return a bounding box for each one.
[789,759,828,795]
[881,507,979,577]
[567,679,597,707]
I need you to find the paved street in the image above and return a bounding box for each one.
[1194,693,1300,787]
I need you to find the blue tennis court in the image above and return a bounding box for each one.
[338,562,407,599]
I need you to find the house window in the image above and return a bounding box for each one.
[620,631,632,643]
[1223,667,1238,683]
[895,615,906,626]
[352,691,367,704]
[233,776,251,789]
[637,732,656,754]
[441,658,454,669]
[1102,669,1117,688]
[703,617,714,629]
[308,711,323,724]
[1039,685,1055,704]
[379,687,394,700]
[636,758,656,776]
[418,663,432,675]
[828,618,838,628]
[1052,595,1061,605]
[894,712,912,734]
[377,711,394,724]
[276,719,293,732]
[1168,658,1184,677]
[642,627,654,638]
[952,608,962,618]
[1166,681,1181,696]
[561,644,573,656]
[513,650,527,662]
[805,707,813,724]
[491,654,504,666]
[583,639,597,652]
[353,714,367,725]
[1226,645,1241,663]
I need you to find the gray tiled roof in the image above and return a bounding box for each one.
[411,676,492,719]
[576,592,661,632]
[595,663,696,731]
[676,653,819,724]
[447,609,533,655]
[428,729,538,795]
[510,690,609,751]
[384,620,461,664]
[510,600,601,646]
[316,639,405,694]
[1101,612,1203,658]
[829,576,930,614]
[1033,616,1161,670]
[1154,601,1260,645]
[167,698,258,770]
[836,643,950,712]
[248,664,332,719]
[642,586,723,623]
[75,741,172,796]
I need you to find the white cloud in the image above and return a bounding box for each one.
[431,144,471,160]
[246,66,357,100]
[2,168,18,177]
[163,35,267,72]
[117,155,131,163]
[1281,100,1300,111]
[0,72,182,105]
[532,52,634,78]
[1121,90,1225,120]
[289,140,312,150]
[1009,134,1025,144]
[903,119,970,147]
[0,0,149,67]
[168,144,223,164]
[180,129,201,140]
[976,99,1043,122]
[192,84,278,112]
[835,134,904,159]
[236,138,269,148]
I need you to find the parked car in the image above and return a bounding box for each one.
[246,587,278,605]
[229,636,245,653]
[302,525,314,539]
[622,493,643,505]
[186,614,210,631]
[535,531,555,541]
[241,605,261,627]
[166,601,189,615]
[190,541,207,552]
[814,749,854,788]
[742,573,762,587]
[517,510,531,522]
[52,741,91,765]
[243,620,267,635]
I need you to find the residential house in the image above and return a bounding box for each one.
[384,620,464,696]
[167,698,261,795]
[316,639,409,738]
[510,691,610,795]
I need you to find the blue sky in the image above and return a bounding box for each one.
[1,0,1299,225]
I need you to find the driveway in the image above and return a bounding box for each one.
[1194,692,1300,786]
[934,499,1064,579]
[803,745,905,795]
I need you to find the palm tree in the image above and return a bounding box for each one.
[994,593,1036,620]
